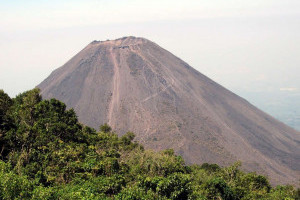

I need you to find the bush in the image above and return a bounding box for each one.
[0,89,298,200]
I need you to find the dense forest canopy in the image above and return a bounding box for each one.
[0,88,299,199]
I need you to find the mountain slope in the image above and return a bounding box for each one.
[38,36,300,185]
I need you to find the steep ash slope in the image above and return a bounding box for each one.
[38,36,300,185]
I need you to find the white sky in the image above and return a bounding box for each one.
[0,0,299,98]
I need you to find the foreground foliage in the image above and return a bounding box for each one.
[0,89,299,199]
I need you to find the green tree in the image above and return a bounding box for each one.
[0,90,13,159]
[100,123,112,133]
[0,88,298,200]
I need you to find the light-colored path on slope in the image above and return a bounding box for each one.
[108,47,120,125]
[141,79,174,103]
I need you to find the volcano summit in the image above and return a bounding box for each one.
[38,36,300,185]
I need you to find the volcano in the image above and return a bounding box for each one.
[38,36,299,185]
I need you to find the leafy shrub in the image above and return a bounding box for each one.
[0,89,298,199]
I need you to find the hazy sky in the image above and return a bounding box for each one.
[1,0,299,99]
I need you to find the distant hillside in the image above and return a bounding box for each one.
[38,36,300,185]
[236,90,300,131]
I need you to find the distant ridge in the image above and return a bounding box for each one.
[38,36,300,185]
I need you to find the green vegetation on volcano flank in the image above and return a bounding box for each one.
[0,89,299,199]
